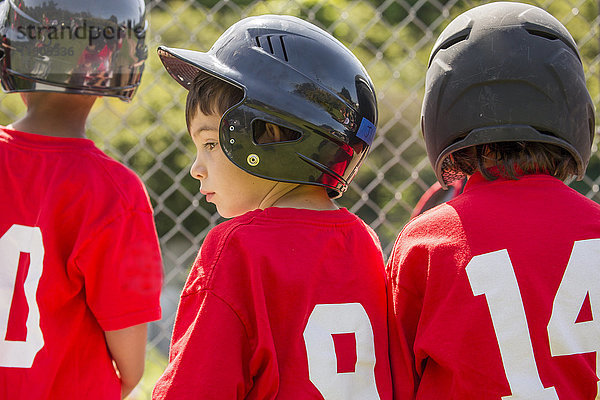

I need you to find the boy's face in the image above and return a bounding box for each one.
[188,111,277,218]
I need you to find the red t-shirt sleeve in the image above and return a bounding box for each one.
[153,215,279,399]
[152,289,253,399]
[76,208,163,331]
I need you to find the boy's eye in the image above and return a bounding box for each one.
[204,142,218,150]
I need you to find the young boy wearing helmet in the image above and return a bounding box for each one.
[387,2,599,399]
[0,1,162,398]
[153,15,392,399]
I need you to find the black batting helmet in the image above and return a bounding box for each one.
[421,1,595,188]
[0,0,148,101]
[158,14,378,198]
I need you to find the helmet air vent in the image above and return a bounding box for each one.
[255,35,289,62]
[525,28,559,41]
[524,23,580,61]
[439,32,470,50]
[428,26,471,67]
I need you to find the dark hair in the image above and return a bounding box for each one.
[185,72,300,143]
[185,73,244,129]
[451,141,578,181]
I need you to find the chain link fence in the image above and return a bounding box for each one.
[0,0,598,397]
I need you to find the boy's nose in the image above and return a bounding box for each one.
[190,158,206,180]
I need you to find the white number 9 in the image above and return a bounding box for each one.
[303,303,381,400]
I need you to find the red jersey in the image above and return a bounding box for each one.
[0,127,163,399]
[153,207,392,399]
[387,172,600,399]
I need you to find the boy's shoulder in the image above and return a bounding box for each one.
[54,136,151,208]
[203,210,261,247]
[3,127,150,208]
[190,207,382,295]
[201,207,374,258]
[197,210,265,269]
[82,151,155,216]
[205,207,360,237]
[86,146,147,191]
[402,201,462,240]
[401,172,600,242]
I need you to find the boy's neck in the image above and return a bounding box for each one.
[10,92,97,139]
[260,183,339,211]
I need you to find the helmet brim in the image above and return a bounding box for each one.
[157,46,242,91]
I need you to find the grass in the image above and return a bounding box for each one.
[126,347,169,400]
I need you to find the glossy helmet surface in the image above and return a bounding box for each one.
[0,0,148,101]
[421,2,595,187]
[158,14,377,198]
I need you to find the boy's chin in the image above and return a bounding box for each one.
[216,205,255,219]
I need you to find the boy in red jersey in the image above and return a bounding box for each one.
[153,15,392,399]
[0,1,162,399]
[387,2,600,399]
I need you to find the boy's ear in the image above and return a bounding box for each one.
[256,122,283,144]
[254,121,300,144]
[265,123,283,143]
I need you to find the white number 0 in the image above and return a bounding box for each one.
[303,303,380,399]
[0,224,45,368]
[466,239,600,399]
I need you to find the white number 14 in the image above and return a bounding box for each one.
[466,239,600,399]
